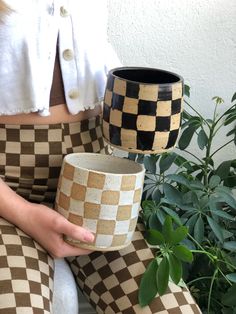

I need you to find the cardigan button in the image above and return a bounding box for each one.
[63,49,74,61]
[68,89,79,100]
[60,6,70,17]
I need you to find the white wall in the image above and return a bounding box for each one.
[107,0,236,162]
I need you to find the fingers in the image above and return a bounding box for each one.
[50,240,93,258]
[55,215,95,243]
[60,242,93,258]
[50,238,94,258]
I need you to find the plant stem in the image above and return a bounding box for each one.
[203,111,216,186]
[208,269,218,314]
[210,139,235,158]
[217,268,232,286]
[187,233,208,252]
[212,121,225,136]
[217,258,236,271]
[184,100,210,127]
[191,249,216,262]
[215,103,236,125]
[176,148,204,164]
[187,276,212,286]
[187,235,218,265]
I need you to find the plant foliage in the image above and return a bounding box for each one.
[131,88,236,313]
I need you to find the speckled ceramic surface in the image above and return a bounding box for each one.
[55,153,145,251]
[102,66,184,154]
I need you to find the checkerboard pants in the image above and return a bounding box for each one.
[0,116,109,313]
[68,222,202,314]
[0,116,201,313]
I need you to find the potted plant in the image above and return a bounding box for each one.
[129,87,236,313]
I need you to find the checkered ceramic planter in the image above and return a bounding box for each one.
[102,67,184,154]
[55,153,145,251]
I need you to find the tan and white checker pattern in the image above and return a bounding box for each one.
[0,116,112,312]
[0,116,109,204]
[102,70,183,154]
[68,223,202,314]
[55,155,145,251]
[0,217,54,314]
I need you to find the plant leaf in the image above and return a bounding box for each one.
[162,206,182,226]
[128,153,137,161]
[222,229,233,240]
[138,259,158,307]
[178,126,196,150]
[223,241,236,252]
[169,253,182,285]
[184,85,190,97]
[144,156,157,174]
[152,189,162,203]
[209,175,221,189]
[162,216,173,243]
[173,245,193,263]
[206,216,224,243]
[137,154,145,163]
[146,229,165,245]
[194,216,205,243]
[197,129,208,150]
[170,226,188,245]
[185,214,198,234]
[216,160,232,180]
[222,283,236,306]
[159,153,177,174]
[149,212,163,230]
[224,113,236,126]
[189,180,205,190]
[167,174,190,188]
[182,110,192,120]
[174,155,194,171]
[226,128,236,137]
[226,273,236,283]
[231,92,236,102]
[210,209,235,221]
[156,257,169,296]
[163,183,182,206]
[189,116,202,127]
[215,186,236,208]
[183,190,200,206]
[155,209,166,225]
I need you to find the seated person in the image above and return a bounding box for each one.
[0,1,201,313]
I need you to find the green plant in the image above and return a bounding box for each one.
[130,88,236,313]
[139,216,193,307]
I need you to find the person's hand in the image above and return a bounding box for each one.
[22,202,95,258]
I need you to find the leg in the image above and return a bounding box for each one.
[0,218,54,314]
[0,117,109,313]
[67,223,202,314]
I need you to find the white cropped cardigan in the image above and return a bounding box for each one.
[0,0,120,116]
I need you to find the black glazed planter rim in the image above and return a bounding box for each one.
[108,66,183,86]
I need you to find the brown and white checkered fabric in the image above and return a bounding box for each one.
[0,217,54,314]
[0,115,110,313]
[55,154,144,251]
[0,115,201,313]
[68,223,202,314]
[102,71,183,154]
[0,115,109,203]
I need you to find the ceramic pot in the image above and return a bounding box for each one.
[55,152,145,251]
[102,66,184,154]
